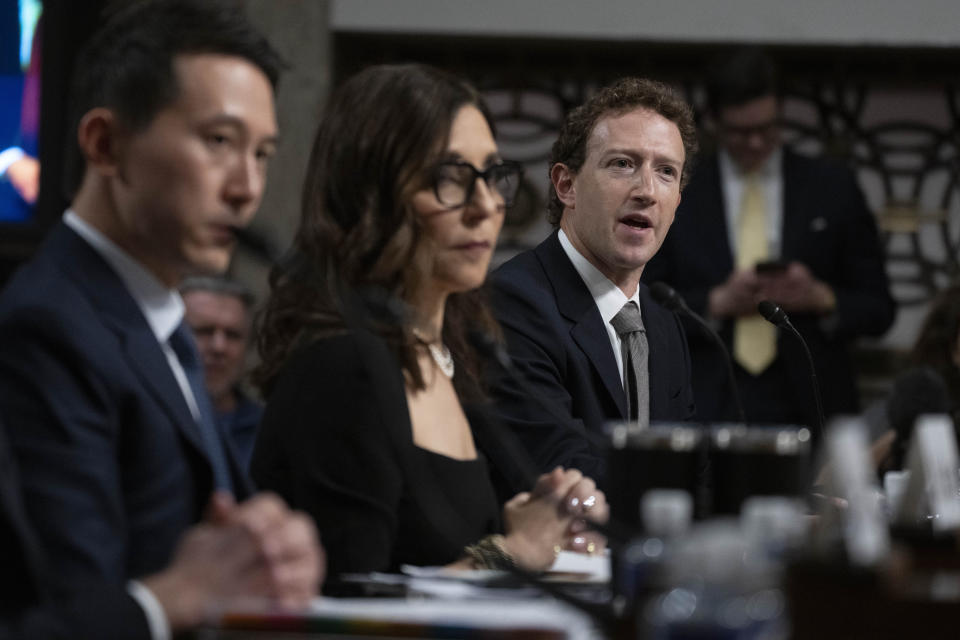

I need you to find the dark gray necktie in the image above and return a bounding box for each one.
[610,301,650,428]
[169,322,234,494]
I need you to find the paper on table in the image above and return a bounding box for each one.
[401,550,609,584]
[545,550,610,582]
[215,595,595,639]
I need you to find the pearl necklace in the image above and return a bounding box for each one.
[426,342,455,379]
[413,329,455,379]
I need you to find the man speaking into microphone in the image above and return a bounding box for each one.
[488,78,697,483]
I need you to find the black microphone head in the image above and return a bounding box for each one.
[757,300,788,327]
[650,282,683,312]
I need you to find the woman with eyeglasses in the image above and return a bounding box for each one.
[250,64,608,580]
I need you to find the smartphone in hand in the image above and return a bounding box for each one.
[755,260,788,275]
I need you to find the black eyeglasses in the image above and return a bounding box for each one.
[431,160,524,209]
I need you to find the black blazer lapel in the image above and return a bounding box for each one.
[536,233,628,418]
[49,224,211,464]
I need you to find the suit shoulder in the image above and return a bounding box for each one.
[0,261,104,347]
[490,239,564,304]
[491,246,547,288]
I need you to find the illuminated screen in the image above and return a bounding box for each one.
[0,0,42,222]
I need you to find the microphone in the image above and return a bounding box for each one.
[649,281,692,314]
[649,282,746,424]
[756,300,789,328]
[757,300,825,442]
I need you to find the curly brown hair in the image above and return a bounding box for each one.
[545,77,698,226]
[254,64,502,400]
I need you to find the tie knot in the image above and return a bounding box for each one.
[611,302,645,336]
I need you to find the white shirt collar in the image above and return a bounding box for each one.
[557,229,640,324]
[64,210,184,343]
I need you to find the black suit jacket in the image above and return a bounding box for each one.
[0,418,149,640]
[643,150,895,426]
[488,231,696,482]
[0,222,251,594]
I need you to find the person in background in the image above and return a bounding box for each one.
[182,276,263,468]
[0,1,322,634]
[643,48,895,428]
[252,63,608,583]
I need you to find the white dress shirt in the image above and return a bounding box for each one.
[63,211,203,423]
[558,229,641,387]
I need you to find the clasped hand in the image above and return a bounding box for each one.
[500,467,609,571]
[143,491,324,630]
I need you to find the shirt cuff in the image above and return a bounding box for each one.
[0,146,25,176]
[127,580,172,640]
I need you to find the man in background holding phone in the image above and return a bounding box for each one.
[643,48,895,427]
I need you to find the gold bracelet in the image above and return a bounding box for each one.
[463,534,515,570]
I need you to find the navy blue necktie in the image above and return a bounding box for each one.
[169,322,234,494]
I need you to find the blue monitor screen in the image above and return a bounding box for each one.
[0,0,42,223]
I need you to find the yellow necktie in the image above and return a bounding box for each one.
[733,175,776,375]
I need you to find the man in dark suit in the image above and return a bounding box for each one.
[0,415,150,639]
[489,78,698,482]
[643,49,895,428]
[0,1,322,634]
[1,413,321,640]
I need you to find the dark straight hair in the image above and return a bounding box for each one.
[705,47,779,116]
[63,0,284,198]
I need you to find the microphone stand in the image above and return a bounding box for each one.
[757,300,826,442]
[649,282,746,424]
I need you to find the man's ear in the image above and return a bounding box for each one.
[76,108,124,178]
[550,162,576,209]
